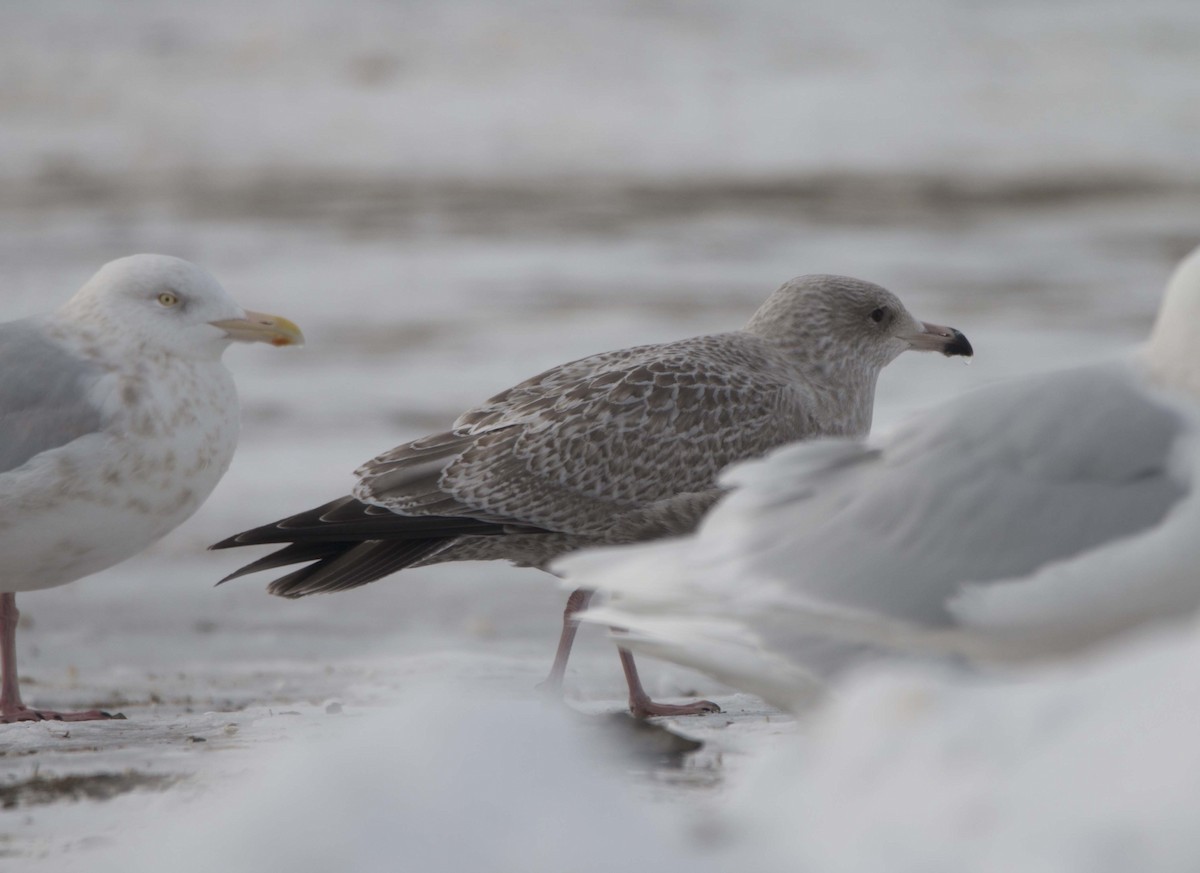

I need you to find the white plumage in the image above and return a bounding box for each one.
[0,254,302,721]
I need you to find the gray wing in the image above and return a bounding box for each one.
[570,362,1192,689]
[0,319,104,475]
[728,362,1190,627]
[354,333,819,535]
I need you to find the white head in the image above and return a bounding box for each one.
[59,254,303,361]
[1147,245,1200,395]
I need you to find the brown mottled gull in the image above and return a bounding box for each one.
[213,274,971,717]
[0,255,303,722]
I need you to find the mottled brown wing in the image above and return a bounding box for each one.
[354,334,819,535]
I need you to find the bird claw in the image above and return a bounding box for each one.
[629,698,722,719]
[0,707,125,723]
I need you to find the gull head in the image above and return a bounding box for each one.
[1147,244,1200,396]
[745,274,972,373]
[61,254,304,361]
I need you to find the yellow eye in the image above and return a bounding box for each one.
[157,291,180,307]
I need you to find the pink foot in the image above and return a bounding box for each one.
[629,697,722,719]
[619,646,721,718]
[0,595,126,725]
[1,707,125,723]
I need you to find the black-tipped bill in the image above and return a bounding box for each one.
[909,321,973,358]
[942,328,973,358]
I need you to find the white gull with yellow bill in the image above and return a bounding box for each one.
[0,254,302,722]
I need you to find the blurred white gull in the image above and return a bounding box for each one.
[86,632,1200,873]
[0,255,302,722]
[567,245,1200,712]
[91,687,720,873]
[213,274,970,718]
[721,622,1200,873]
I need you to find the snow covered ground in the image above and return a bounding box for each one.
[3,1,1200,870]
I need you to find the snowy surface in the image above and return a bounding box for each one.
[3,2,1200,870]
[721,623,1200,873]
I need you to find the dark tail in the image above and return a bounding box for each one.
[211,495,523,598]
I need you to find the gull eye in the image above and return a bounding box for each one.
[157,291,180,308]
[870,307,887,323]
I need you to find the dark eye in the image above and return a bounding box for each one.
[870,307,887,323]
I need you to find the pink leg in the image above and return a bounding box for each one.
[537,588,594,695]
[619,646,721,718]
[0,593,123,723]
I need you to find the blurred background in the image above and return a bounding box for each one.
[2,0,1200,751]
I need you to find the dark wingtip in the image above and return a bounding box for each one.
[214,561,259,585]
[213,553,265,585]
[209,535,243,551]
[942,328,973,358]
[209,529,275,550]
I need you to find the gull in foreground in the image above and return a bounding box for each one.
[214,274,970,717]
[0,255,302,722]
[568,246,1200,712]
